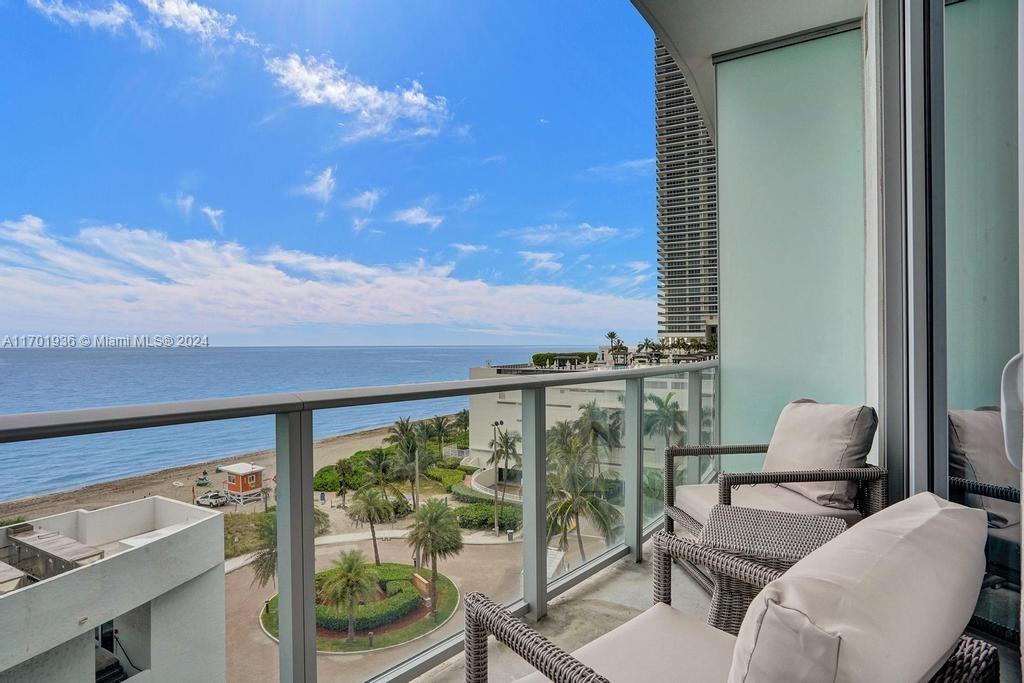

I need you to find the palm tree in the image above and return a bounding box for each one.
[335,459,356,507]
[362,448,403,505]
[250,512,278,589]
[321,550,378,643]
[546,436,621,562]
[493,429,521,517]
[347,488,393,566]
[546,420,578,458]
[642,469,664,519]
[406,500,463,620]
[486,429,508,534]
[429,414,453,458]
[385,417,423,509]
[604,331,618,347]
[248,508,331,589]
[260,486,272,513]
[645,391,686,449]
[454,409,469,431]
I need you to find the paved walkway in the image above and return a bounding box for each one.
[225,528,521,574]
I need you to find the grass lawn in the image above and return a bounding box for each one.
[395,475,448,498]
[223,509,272,559]
[261,567,459,653]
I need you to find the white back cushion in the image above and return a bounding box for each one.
[762,400,877,509]
[949,408,1021,528]
[728,493,987,683]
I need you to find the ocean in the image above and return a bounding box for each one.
[0,346,553,502]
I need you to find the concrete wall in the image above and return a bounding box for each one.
[0,632,93,683]
[716,30,867,470]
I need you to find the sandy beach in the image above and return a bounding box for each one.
[0,421,422,521]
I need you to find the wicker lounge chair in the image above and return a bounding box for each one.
[948,408,1022,641]
[664,400,887,591]
[464,496,999,682]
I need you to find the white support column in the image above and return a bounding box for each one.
[521,388,547,623]
[623,378,645,562]
[686,370,703,446]
[276,410,316,683]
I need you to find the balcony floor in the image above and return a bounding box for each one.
[417,539,1021,683]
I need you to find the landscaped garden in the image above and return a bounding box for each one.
[260,560,459,653]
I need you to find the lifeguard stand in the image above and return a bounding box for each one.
[220,463,265,505]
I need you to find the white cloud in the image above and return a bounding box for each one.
[138,0,235,43]
[505,222,633,248]
[458,191,482,212]
[0,215,654,335]
[200,205,224,233]
[176,193,195,217]
[518,251,562,275]
[451,243,488,255]
[393,206,443,230]
[346,189,381,213]
[27,0,156,46]
[264,53,449,141]
[28,0,130,28]
[625,260,651,272]
[296,167,336,204]
[352,218,372,234]
[584,157,655,180]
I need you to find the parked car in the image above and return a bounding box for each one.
[196,490,227,507]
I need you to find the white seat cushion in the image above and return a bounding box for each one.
[762,399,877,509]
[728,493,987,683]
[675,483,863,529]
[514,602,736,683]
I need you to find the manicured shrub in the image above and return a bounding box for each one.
[313,465,340,492]
[452,430,470,450]
[438,457,463,469]
[389,495,412,519]
[530,351,598,367]
[451,482,500,505]
[454,502,521,531]
[313,563,423,632]
[457,465,479,475]
[425,466,464,492]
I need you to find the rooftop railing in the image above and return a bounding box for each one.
[0,359,719,683]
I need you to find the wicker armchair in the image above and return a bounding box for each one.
[464,524,999,682]
[664,444,888,591]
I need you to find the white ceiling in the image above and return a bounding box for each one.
[630,0,865,139]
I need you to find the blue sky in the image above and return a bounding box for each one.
[0,0,657,345]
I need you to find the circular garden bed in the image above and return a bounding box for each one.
[261,562,459,653]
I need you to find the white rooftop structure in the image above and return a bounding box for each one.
[219,462,264,476]
[0,497,225,683]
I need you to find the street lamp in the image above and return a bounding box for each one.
[491,420,504,535]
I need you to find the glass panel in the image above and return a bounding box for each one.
[716,30,867,460]
[313,394,523,681]
[944,0,1020,642]
[544,379,626,577]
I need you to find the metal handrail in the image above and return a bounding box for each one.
[0,360,718,443]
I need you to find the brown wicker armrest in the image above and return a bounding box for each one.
[651,530,783,604]
[664,444,770,507]
[464,592,609,683]
[718,466,888,516]
[949,476,1021,504]
[929,635,1000,682]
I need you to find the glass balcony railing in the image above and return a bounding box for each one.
[0,360,718,683]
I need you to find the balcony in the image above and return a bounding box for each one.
[0,361,718,682]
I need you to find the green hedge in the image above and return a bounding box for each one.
[312,563,423,632]
[454,502,521,531]
[531,351,598,367]
[458,465,479,474]
[313,465,340,492]
[452,430,469,449]
[437,457,462,469]
[451,482,510,505]
[425,466,464,492]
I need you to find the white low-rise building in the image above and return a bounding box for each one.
[0,496,225,683]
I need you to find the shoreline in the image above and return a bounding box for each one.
[0,416,456,521]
